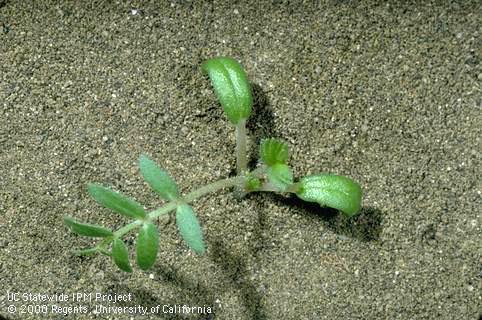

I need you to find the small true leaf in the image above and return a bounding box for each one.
[64,216,113,238]
[296,174,362,216]
[260,138,289,166]
[267,163,293,192]
[176,204,205,254]
[112,238,132,273]
[244,175,262,192]
[136,222,159,270]
[202,56,253,125]
[139,154,179,201]
[88,184,146,219]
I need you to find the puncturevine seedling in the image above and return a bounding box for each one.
[64,56,362,273]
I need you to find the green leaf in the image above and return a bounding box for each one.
[136,222,159,270]
[64,216,113,238]
[112,238,132,273]
[260,138,289,166]
[176,204,205,254]
[139,154,179,201]
[296,174,362,216]
[88,183,146,220]
[267,163,293,192]
[202,56,253,125]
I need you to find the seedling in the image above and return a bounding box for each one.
[64,57,362,273]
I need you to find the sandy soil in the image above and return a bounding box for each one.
[0,1,480,319]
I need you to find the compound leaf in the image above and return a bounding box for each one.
[176,204,205,254]
[64,216,113,238]
[88,183,146,220]
[139,154,179,201]
[260,138,289,166]
[112,238,132,273]
[136,222,159,270]
[202,56,253,125]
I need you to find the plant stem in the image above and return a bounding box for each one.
[113,219,143,237]
[235,119,248,174]
[183,176,245,202]
[108,176,245,243]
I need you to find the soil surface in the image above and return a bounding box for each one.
[0,1,480,319]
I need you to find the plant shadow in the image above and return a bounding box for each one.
[113,240,267,319]
[112,197,380,320]
[113,266,216,319]
[269,193,383,242]
[246,83,278,169]
[210,239,268,320]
